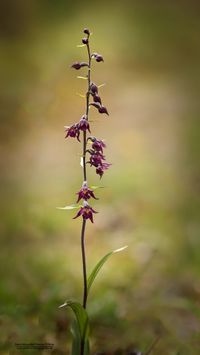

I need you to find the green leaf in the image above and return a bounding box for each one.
[60,302,90,354]
[76,44,85,48]
[71,319,90,355]
[59,301,89,342]
[87,246,128,295]
[71,319,80,354]
[56,205,81,210]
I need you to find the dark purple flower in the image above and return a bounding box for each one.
[89,151,105,167]
[90,83,98,95]
[83,28,90,35]
[98,106,109,115]
[95,54,104,62]
[65,124,80,142]
[93,94,102,105]
[73,202,98,223]
[92,138,106,152]
[82,38,88,45]
[91,53,104,62]
[71,62,88,70]
[76,181,98,202]
[78,116,91,133]
[96,162,111,178]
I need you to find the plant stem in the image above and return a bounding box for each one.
[81,218,87,309]
[81,35,91,311]
[80,35,92,355]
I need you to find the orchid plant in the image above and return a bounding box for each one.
[58,28,127,355]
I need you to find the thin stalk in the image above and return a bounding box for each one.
[80,33,91,355]
[81,34,92,310]
[80,219,87,355]
[81,219,87,308]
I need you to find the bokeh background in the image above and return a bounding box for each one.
[1,1,200,354]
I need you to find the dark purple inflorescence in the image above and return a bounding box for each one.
[65,28,111,222]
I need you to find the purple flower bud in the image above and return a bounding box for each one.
[95,54,104,62]
[90,83,98,95]
[82,38,88,45]
[65,124,80,142]
[91,52,104,62]
[76,182,98,203]
[98,106,109,115]
[83,28,90,35]
[93,94,102,105]
[71,62,88,70]
[78,116,91,133]
[73,202,98,223]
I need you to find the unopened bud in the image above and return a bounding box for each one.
[82,38,88,45]
[93,94,102,105]
[99,106,109,115]
[83,28,90,35]
[90,83,98,94]
[71,62,88,70]
[96,55,104,62]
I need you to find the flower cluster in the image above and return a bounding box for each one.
[74,181,98,223]
[64,28,111,223]
[87,137,111,178]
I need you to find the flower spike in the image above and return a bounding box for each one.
[61,28,116,352]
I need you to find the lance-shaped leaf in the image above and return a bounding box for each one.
[71,319,90,355]
[59,301,89,343]
[56,205,81,210]
[87,246,128,295]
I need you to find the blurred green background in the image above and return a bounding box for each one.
[0,0,200,354]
